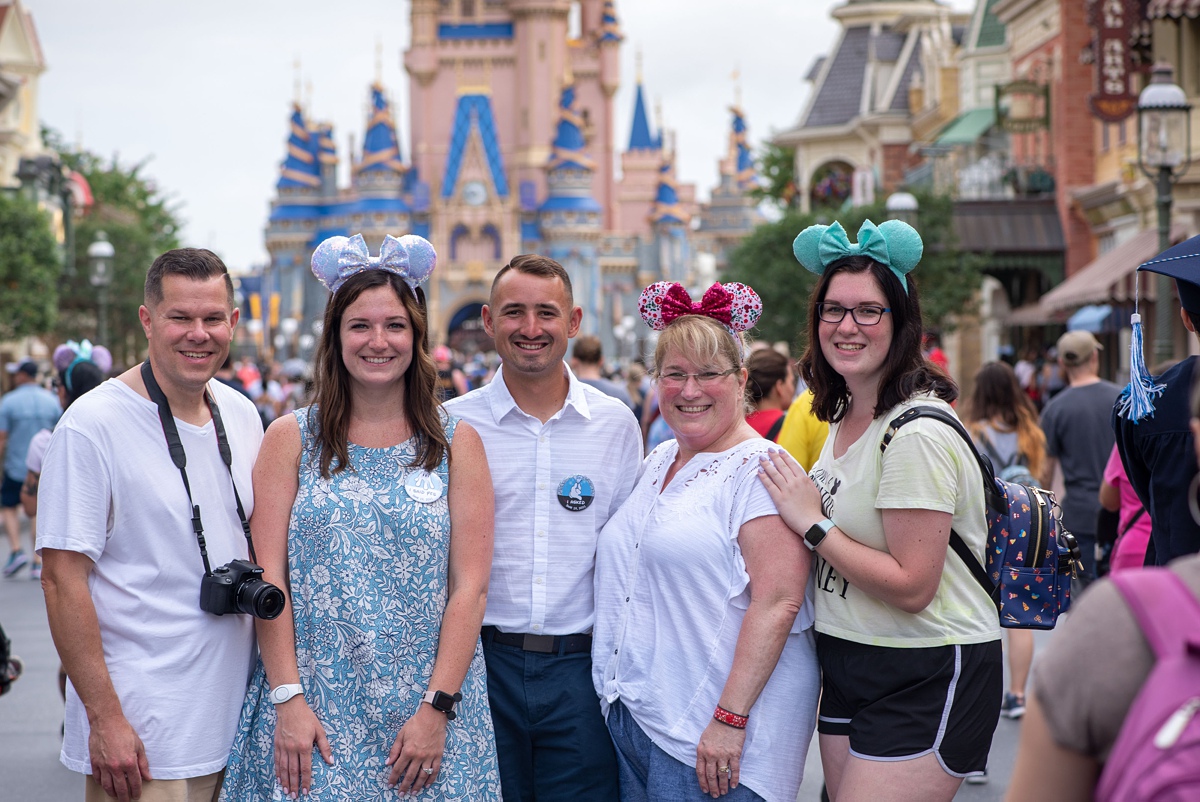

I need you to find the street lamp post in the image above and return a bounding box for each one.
[88,231,115,344]
[885,191,919,228]
[1137,62,1193,363]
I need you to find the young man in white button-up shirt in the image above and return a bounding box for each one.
[446,255,642,801]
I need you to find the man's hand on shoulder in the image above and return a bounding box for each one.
[89,712,152,802]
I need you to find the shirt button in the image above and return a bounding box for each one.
[538,483,545,490]
[537,530,546,537]
[533,624,541,631]
[625,597,630,602]
[540,436,547,443]
[535,577,544,584]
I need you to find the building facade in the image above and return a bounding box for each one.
[261,0,760,363]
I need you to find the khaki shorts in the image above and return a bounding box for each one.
[84,769,223,802]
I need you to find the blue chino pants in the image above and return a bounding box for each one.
[606,699,766,802]
[482,636,619,802]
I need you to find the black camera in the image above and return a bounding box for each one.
[199,559,285,620]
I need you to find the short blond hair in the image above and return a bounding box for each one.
[653,315,743,374]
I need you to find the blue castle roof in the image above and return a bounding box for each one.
[442,94,510,199]
[599,0,623,43]
[277,104,322,190]
[548,80,595,172]
[628,82,657,151]
[358,83,406,175]
[651,159,689,225]
[316,122,337,168]
[730,106,758,190]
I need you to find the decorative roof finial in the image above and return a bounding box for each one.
[293,58,302,105]
[375,37,383,84]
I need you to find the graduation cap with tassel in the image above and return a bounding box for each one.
[1117,234,1200,422]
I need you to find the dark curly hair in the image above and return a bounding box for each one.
[798,255,956,423]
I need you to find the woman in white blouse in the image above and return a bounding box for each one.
[592,281,818,802]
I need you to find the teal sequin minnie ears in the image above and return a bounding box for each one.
[792,219,923,293]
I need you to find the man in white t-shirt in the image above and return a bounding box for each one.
[38,249,264,802]
[445,255,642,802]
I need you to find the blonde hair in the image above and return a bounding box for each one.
[652,315,744,374]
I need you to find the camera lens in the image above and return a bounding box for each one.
[237,579,285,620]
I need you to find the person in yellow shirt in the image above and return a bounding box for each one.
[774,388,828,472]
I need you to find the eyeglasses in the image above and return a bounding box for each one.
[816,303,891,326]
[655,367,739,388]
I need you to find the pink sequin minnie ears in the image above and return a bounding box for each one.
[792,218,923,293]
[310,233,437,294]
[638,281,763,333]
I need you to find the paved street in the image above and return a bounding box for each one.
[3,531,1044,801]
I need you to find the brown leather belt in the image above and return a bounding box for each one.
[481,625,592,655]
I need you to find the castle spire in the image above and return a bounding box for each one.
[357,82,406,175]
[729,105,758,190]
[627,78,656,152]
[276,103,322,190]
[547,77,595,172]
[598,0,623,43]
[650,156,689,225]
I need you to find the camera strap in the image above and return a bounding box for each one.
[140,361,257,574]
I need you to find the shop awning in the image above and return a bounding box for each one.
[954,198,1065,254]
[1067,304,1113,332]
[1038,225,1189,312]
[934,108,997,147]
[1148,0,1200,19]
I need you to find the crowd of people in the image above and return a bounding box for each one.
[1,214,1198,802]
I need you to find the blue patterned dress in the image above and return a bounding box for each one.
[221,408,500,801]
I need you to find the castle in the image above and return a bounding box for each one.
[262,0,761,361]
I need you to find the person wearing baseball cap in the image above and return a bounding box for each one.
[1114,235,1200,564]
[1040,328,1123,582]
[0,359,61,577]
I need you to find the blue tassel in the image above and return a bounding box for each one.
[1117,312,1165,422]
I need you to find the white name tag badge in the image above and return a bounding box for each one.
[405,470,444,503]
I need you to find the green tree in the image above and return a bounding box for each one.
[0,191,61,339]
[43,126,183,367]
[725,190,983,349]
[751,142,798,210]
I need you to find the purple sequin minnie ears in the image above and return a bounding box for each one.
[310,233,437,294]
[638,281,763,332]
[53,339,113,393]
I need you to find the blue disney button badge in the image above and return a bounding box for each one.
[557,475,595,512]
[405,470,445,504]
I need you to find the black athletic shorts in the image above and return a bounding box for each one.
[816,633,1002,776]
[0,475,21,509]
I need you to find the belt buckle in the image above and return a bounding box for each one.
[522,633,556,653]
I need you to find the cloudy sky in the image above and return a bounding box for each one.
[33,0,972,270]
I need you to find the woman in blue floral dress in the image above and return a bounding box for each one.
[221,234,500,801]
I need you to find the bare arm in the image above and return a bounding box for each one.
[1098,480,1120,512]
[41,548,151,802]
[1004,693,1098,802]
[249,415,333,797]
[1041,456,1059,491]
[20,469,38,518]
[696,513,810,796]
[758,449,951,614]
[389,421,494,793]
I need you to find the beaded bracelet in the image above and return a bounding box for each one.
[713,704,749,729]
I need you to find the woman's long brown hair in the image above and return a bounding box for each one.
[966,360,1046,479]
[309,269,448,477]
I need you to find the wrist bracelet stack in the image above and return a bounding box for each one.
[712,704,749,729]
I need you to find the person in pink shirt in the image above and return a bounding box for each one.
[1099,444,1152,571]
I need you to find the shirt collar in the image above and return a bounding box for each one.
[484,362,593,424]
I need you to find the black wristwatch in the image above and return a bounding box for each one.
[804,518,835,551]
[422,689,464,720]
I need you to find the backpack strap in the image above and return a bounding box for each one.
[1109,569,1200,659]
[765,412,787,443]
[882,405,1002,603]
